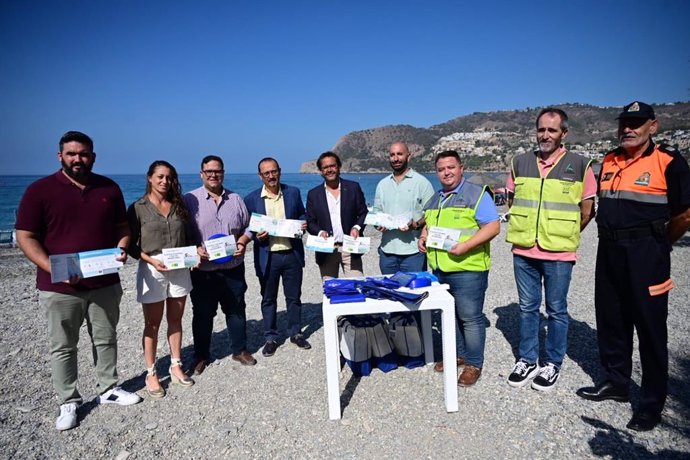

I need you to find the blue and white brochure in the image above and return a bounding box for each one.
[248,212,305,238]
[305,234,336,253]
[364,211,412,229]
[204,235,236,261]
[426,226,463,252]
[49,247,123,283]
[162,245,200,269]
[342,235,370,254]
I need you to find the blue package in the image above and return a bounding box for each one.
[408,277,431,289]
[390,272,417,287]
[329,293,366,304]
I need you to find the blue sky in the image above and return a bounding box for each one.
[1,0,689,174]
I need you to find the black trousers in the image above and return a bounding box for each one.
[190,265,248,358]
[594,234,671,415]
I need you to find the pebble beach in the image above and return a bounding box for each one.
[1,223,689,459]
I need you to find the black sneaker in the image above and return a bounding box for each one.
[531,363,560,392]
[507,359,540,388]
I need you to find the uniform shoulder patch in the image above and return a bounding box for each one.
[658,144,678,154]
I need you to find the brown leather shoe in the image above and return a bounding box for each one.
[433,357,466,373]
[192,359,207,376]
[232,351,257,366]
[458,365,482,386]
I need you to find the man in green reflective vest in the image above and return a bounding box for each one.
[505,108,596,391]
[419,150,500,387]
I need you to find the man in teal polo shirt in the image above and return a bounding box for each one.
[373,141,434,274]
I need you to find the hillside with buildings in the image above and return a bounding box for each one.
[300,102,690,173]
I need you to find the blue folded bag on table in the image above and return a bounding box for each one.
[323,279,359,296]
[356,280,429,305]
[329,293,366,304]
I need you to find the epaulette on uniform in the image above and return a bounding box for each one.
[658,144,678,154]
[607,146,626,157]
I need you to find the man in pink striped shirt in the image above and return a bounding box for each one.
[504,108,596,391]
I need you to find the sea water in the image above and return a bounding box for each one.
[0,171,503,231]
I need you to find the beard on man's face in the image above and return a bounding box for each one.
[390,159,408,173]
[61,159,92,179]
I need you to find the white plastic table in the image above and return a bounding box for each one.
[322,283,458,420]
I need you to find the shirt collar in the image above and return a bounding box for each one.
[324,180,341,191]
[261,184,283,199]
[535,146,567,166]
[388,168,414,181]
[203,187,227,200]
[440,177,466,197]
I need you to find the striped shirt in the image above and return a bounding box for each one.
[184,186,251,270]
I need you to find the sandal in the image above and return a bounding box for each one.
[145,360,166,398]
[169,358,194,387]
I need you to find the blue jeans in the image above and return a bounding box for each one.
[378,247,427,275]
[190,265,248,358]
[433,269,488,368]
[513,255,574,367]
[259,251,303,341]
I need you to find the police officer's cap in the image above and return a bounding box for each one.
[616,101,655,120]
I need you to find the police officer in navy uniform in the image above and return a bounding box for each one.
[576,102,690,431]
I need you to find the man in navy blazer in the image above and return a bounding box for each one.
[306,151,368,279]
[244,158,310,357]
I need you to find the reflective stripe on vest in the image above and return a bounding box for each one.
[598,146,671,205]
[506,151,590,252]
[423,181,491,272]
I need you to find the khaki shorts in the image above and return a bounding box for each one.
[136,256,192,303]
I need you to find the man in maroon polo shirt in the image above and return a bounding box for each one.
[15,131,141,431]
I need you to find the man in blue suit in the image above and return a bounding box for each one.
[245,158,310,357]
[306,151,368,280]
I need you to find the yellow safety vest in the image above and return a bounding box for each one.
[423,181,491,272]
[506,151,590,251]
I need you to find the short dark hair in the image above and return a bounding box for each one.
[536,108,569,131]
[316,151,341,170]
[434,150,462,165]
[59,131,93,152]
[257,157,280,173]
[201,155,224,169]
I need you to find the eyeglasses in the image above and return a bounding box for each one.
[202,169,224,176]
[260,169,280,178]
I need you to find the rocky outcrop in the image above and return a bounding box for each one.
[300,102,690,173]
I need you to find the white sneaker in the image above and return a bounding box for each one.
[97,386,142,406]
[55,402,78,431]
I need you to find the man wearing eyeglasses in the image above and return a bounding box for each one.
[244,158,310,358]
[577,102,690,431]
[306,151,368,280]
[183,155,256,375]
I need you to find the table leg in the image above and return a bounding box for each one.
[420,310,434,364]
[323,310,342,420]
[441,305,459,413]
